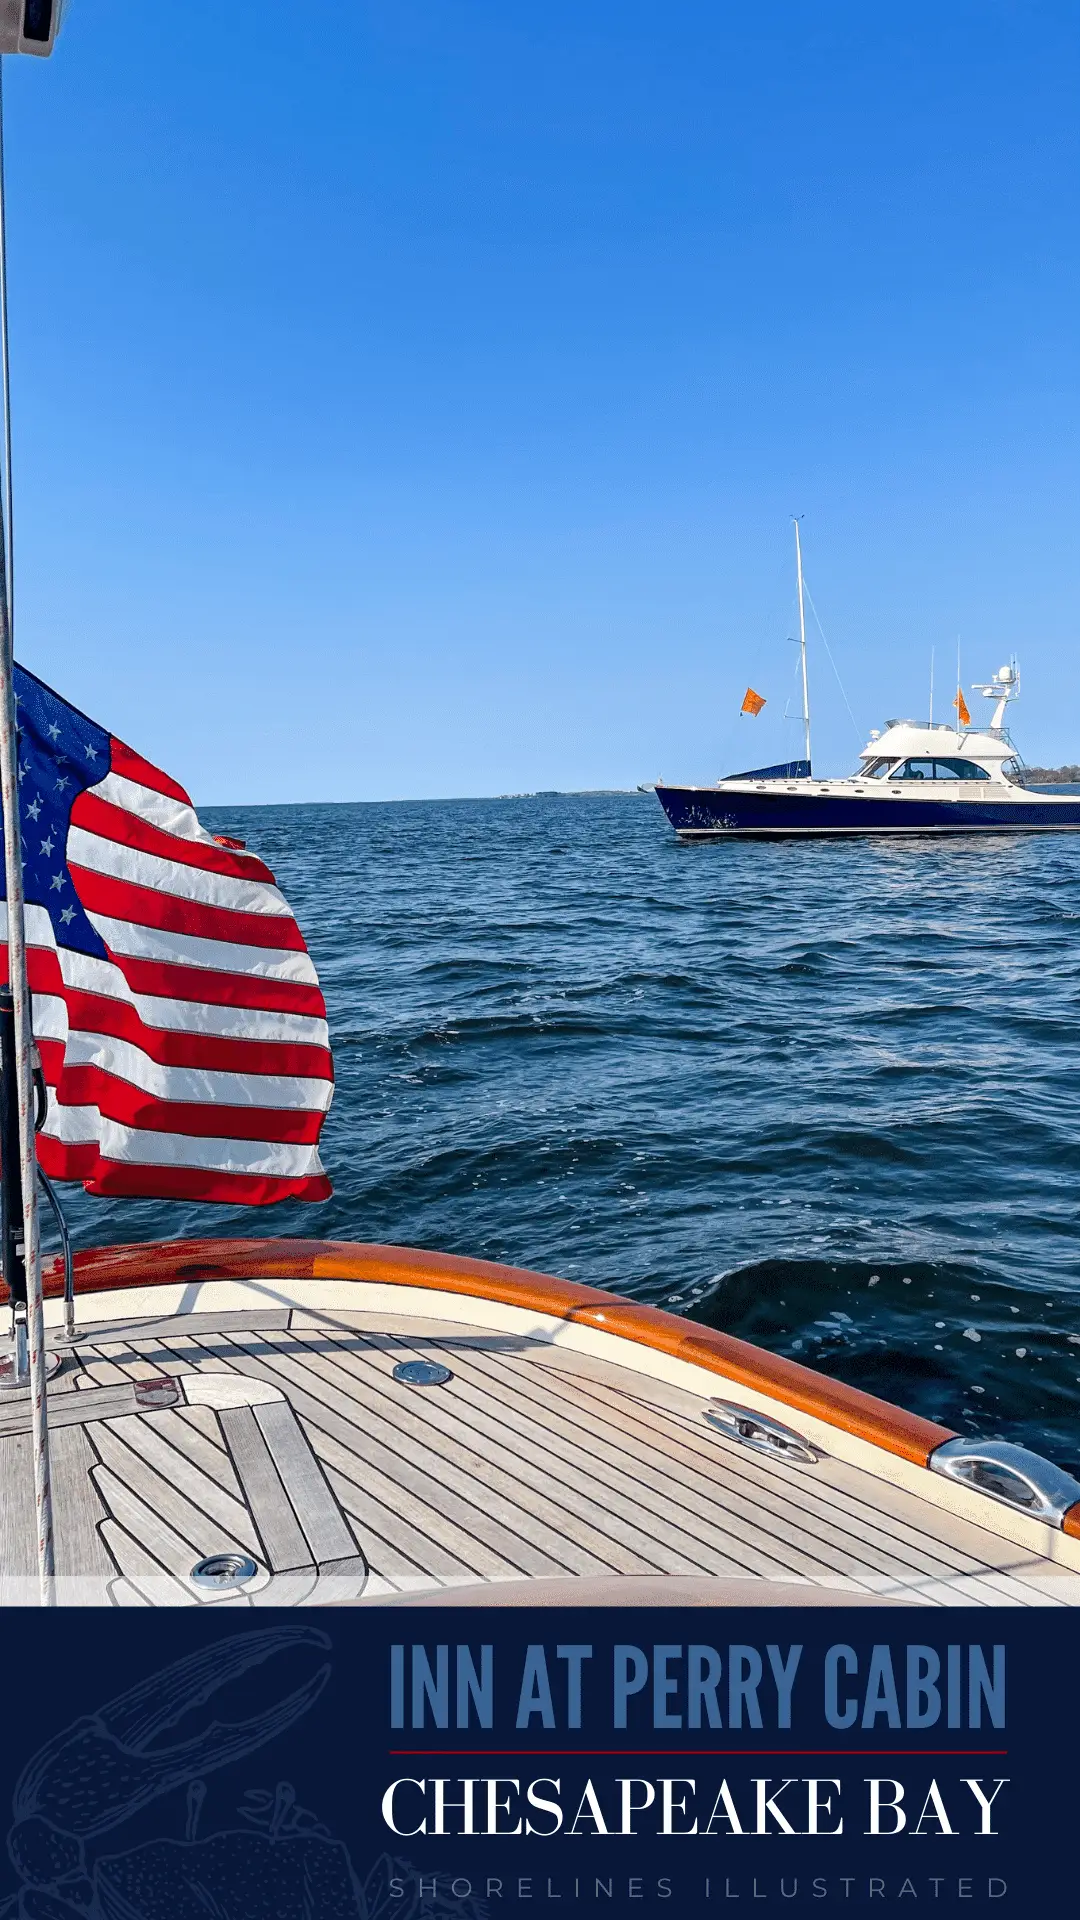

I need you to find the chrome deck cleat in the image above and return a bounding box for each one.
[929,1436,1080,1526]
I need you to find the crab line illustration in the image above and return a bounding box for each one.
[4,1628,329,1920]
[2,1628,484,1920]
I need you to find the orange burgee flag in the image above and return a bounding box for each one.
[741,687,766,717]
[954,687,971,727]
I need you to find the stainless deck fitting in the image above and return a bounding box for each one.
[0,1313,61,1392]
[134,1376,181,1410]
[704,1399,820,1464]
[189,1552,259,1591]
[929,1437,1080,1526]
[38,1164,75,1342]
[393,1359,453,1386]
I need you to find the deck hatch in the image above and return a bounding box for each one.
[133,1376,180,1410]
[393,1359,453,1387]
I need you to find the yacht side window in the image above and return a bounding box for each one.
[859,758,891,778]
[892,758,989,781]
[936,758,990,781]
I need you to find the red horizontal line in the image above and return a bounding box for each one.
[110,736,191,806]
[52,1062,327,1142]
[34,1141,331,1205]
[388,1749,1008,1758]
[73,790,276,885]
[38,996,331,1079]
[71,863,306,951]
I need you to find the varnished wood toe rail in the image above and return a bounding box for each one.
[23,1235,960,1472]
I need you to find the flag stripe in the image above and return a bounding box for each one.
[59,1157,329,1205]
[27,995,66,1042]
[70,792,278,884]
[57,1031,332,1110]
[39,1103,326,1171]
[109,737,192,804]
[98,951,327,1015]
[46,994,332,1078]
[93,1165,332,1203]
[36,1128,330,1201]
[88,770,236,842]
[44,1073,325,1142]
[36,1029,332,1107]
[14,938,327,1025]
[72,866,308,949]
[67,827,295,917]
[54,948,328,1039]
[83,910,317,979]
[67,984,327,1050]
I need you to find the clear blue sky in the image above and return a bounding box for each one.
[4,1,1078,799]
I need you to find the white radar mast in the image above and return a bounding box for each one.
[971,660,1020,733]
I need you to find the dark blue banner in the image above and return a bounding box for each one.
[0,1609,1069,1918]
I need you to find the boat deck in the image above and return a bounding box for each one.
[3,1290,1079,1606]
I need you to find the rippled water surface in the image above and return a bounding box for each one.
[57,793,1080,1469]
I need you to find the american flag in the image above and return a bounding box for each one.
[0,663,333,1203]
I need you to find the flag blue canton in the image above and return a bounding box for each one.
[5,663,111,959]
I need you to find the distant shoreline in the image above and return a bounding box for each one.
[198,790,647,811]
[1022,765,1080,783]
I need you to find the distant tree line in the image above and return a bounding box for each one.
[1021,765,1080,783]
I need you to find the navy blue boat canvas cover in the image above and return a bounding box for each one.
[721,759,812,781]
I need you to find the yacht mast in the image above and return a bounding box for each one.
[0,11,71,1607]
[794,518,811,770]
[0,64,54,1603]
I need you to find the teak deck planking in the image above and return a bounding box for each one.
[1,1299,1077,1606]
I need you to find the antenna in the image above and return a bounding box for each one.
[929,646,934,727]
[793,518,810,772]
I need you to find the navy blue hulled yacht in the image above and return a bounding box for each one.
[655,661,1080,837]
[654,524,1079,840]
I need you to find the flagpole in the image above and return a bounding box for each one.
[0,57,55,1606]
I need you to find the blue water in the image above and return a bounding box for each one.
[55,793,1080,1470]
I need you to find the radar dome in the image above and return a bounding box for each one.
[998,663,1016,683]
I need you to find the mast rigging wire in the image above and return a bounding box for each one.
[800,579,864,745]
